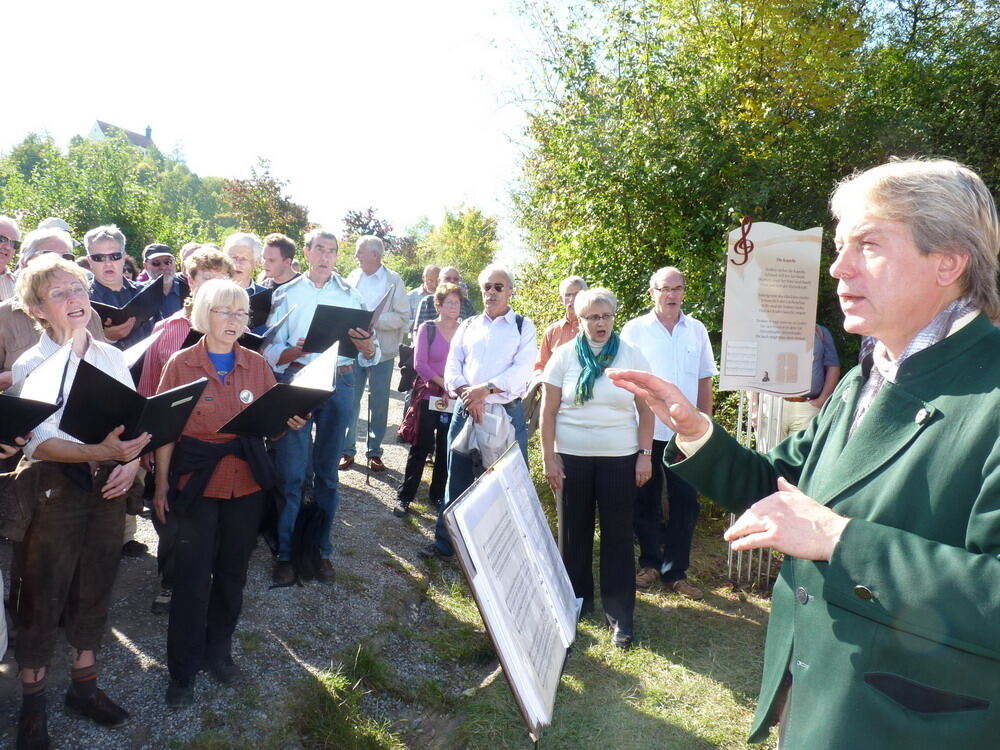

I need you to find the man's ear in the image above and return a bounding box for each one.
[934,250,969,287]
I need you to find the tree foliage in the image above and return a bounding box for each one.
[513,0,1000,345]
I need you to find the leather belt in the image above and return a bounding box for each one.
[784,396,813,402]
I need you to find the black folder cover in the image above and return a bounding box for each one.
[217,384,332,438]
[0,393,59,445]
[90,279,164,329]
[59,360,207,455]
[302,287,393,356]
[248,288,274,329]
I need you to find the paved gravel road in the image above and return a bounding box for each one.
[0,386,485,748]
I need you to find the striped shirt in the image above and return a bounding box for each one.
[138,310,193,397]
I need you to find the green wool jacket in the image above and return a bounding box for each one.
[670,314,1000,749]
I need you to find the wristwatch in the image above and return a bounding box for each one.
[639,449,653,456]
[486,382,499,394]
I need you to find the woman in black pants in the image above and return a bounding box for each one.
[393,283,464,517]
[540,288,654,649]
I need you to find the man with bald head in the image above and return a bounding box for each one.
[413,265,475,330]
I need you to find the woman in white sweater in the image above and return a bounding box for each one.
[540,288,654,649]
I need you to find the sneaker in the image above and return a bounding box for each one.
[635,567,660,588]
[64,687,130,728]
[272,561,295,587]
[669,579,704,600]
[165,678,195,708]
[206,656,242,686]
[316,559,336,584]
[16,706,49,750]
[368,456,386,472]
[151,587,172,614]
[339,455,355,470]
[121,540,148,558]
[392,499,410,518]
[418,543,453,561]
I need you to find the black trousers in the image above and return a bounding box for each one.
[558,453,636,635]
[633,439,700,581]
[398,400,450,504]
[167,491,264,681]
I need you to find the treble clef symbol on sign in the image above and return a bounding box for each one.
[731,216,754,265]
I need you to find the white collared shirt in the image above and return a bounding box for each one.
[347,265,390,311]
[445,308,537,403]
[620,310,717,441]
[12,331,134,460]
[262,273,381,373]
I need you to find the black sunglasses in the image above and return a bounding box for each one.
[0,235,21,251]
[482,282,507,292]
[89,252,124,263]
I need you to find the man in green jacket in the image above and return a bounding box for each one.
[611,158,1000,749]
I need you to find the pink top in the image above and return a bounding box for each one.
[414,321,452,399]
[138,310,193,396]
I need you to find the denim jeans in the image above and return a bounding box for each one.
[432,400,529,556]
[274,367,355,560]
[343,358,394,458]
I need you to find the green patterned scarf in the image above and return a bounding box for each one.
[574,331,619,405]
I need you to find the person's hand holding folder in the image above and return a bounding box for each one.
[103,316,137,342]
[0,435,28,460]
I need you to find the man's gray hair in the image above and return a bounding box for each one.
[477,264,515,289]
[649,266,684,289]
[559,275,588,295]
[831,158,1000,320]
[356,235,385,259]
[574,287,618,318]
[19,228,74,266]
[224,231,264,261]
[84,224,126,254]
[304,228,339,251]
[440,265,460,279]
[423,264,440,275]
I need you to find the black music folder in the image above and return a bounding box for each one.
[0,394,58,446]
[248,288,275,329]
[180,306,294,354]
[302,287,392,356]
[218,342,340,438]
[0,344,71,444]
[90,279,164,329]
[59,360,207,456]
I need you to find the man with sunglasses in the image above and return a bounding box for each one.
[142,243,188,318]
[422,265,537,560]
[0,215,20,302]
[620,266,717,600]
[86,225,156,350]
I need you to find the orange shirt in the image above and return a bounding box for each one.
[157,338,276,499]
[534,317,580,371]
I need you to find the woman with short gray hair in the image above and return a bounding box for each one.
[540,287,654,649]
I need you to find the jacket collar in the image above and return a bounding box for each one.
[178,336,251,381]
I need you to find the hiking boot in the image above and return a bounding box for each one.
[151,586,172,614]
[418,543,454,561]
[206,656,242,686]
[121,540,147,558]
[392,498,411,518]
[635,567,660,588]
[668,579,704,600]
[316,559,336,584]
[165,678,194,708]
[16,706,49,750]
[368,456,386,472]
[339,455,355,470]
[272,561,295,587]
[64,688,130,728]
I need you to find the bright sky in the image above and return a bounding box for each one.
[3,1,541,261]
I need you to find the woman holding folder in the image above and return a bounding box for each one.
[10,255,149,749]
[153,278,304,708]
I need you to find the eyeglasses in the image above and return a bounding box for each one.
[210,308,250,322]
[149,258,174,267]
[89,252,123,263]
[653,285,685,294]
[0,235,21,250]
[482,283,507,292]
[47,283,89,303]
[581,313,615,323]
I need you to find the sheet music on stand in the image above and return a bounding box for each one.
[443,444,577,743]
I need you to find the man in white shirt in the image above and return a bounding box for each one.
[0,215,21,302]
[421,265,537,560]
[620,266,717,599]
[342,235,411,471]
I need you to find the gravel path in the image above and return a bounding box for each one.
[0,388,485,748]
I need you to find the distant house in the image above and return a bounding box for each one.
[87,120,155,151]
